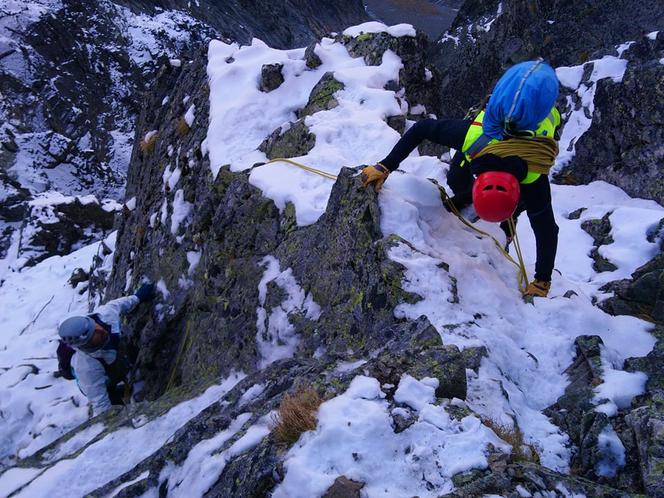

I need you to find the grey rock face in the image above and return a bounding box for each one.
[560,32,664,205]
[299,71,345,118]
[260,63,285,92]
[581,214,618,273]
[601,252,664,323]
[259,120,316,159]
[343,30,441,116]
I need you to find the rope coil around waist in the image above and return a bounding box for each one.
[475,136,559,175]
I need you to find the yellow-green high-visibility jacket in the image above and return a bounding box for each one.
[461,107,561,184]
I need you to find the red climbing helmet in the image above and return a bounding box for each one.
[472,171,520,223]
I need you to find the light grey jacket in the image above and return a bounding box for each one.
[71,295,139,415]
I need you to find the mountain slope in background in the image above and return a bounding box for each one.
[0,0,368,270]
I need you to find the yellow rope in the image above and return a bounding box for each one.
[263,158,338,180]
[475,136,559,175]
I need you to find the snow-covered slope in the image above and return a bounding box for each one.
[0,19,662,498]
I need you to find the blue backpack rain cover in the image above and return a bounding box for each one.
[483,60,559,140]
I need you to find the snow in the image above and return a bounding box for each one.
[595,425,626,477]
[186,250,201,276]
[170,189,193,235]
[239,383,266,407]
[184,105,196,127]
[40,423,106,463]
[255,256,321,368]
[162,411,271,497]
[125,196,137,210]
[156,278,170,299]
[143,130,158,142]
[555,55,629,170]
[646,31,659,40]
[343,21,416,38]
[0,372,245,497]
[162,164,182,191]
[393,374,438,411]
[273,376,508,497]
[107,470,150,498]
[164,412,252,496]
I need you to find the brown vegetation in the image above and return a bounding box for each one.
[482,417,541,464]
[139,131,159,155]
[176,117,190,137]
[271,384,322,445]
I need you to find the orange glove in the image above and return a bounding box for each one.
[360,163,390,192]
[525,280,551,298]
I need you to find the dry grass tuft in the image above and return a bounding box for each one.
[176,117,190,137]
[482,418,540,464]
[139,132,159,155]
[271,384,321,445]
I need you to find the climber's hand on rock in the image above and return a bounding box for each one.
[360,163,390,192]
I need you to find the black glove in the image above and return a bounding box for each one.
[135,283,156,303]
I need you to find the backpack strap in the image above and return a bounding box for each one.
[465,133,494,159]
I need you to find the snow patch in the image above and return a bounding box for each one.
[255,256,321,368]
[170,189,192,235]
[343,21,416,38]
[274,376,507,497]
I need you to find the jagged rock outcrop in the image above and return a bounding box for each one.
[602,252,664,323]
[560,31,664,205]
[100,45,420,400]
[343,30,441,116]
[581,213,618,273]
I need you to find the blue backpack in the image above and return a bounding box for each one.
[483,60,559,140]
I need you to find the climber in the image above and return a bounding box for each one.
[361,60,561,298]
[56,283,156,415]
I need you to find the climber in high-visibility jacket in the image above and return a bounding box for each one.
[361,60,561,298]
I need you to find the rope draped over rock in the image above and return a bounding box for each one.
[475,136,559,175]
